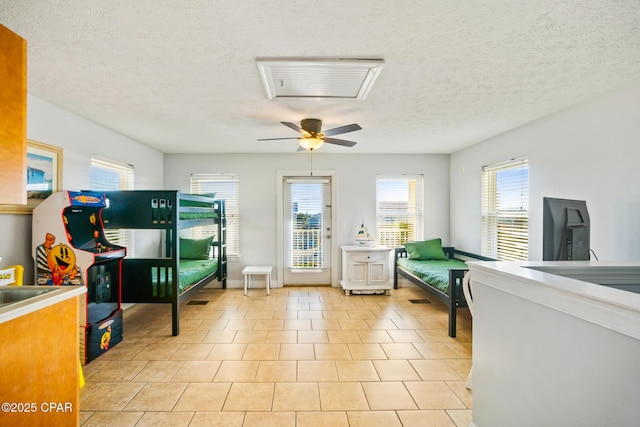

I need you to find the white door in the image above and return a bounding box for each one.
[283,176,332,285]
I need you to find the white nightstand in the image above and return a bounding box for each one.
[340,245,392,295]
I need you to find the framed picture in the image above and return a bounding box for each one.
[0,140,63,214]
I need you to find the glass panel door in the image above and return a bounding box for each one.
[283,176,332,285]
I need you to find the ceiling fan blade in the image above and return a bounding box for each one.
[281,121,310,136]
[322,123,361,137]
[297,145,306,152]
[323,137,357,147]
[257,137,300,141]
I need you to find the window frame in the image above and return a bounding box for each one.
[190,173,240,258]
[481,157,529,260]
[90,156,135,254]
[375,174,424,248]
[284,176,331,270]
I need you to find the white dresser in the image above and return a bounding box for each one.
[340,245,392,295]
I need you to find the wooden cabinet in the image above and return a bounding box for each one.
[340,245,392,295]
[0,24,27,205]
[0,293,82,427]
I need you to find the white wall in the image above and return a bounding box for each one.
[164,153,451,285]
[451,80,640,261]
[10,79,636,285]
[0,95,164,282]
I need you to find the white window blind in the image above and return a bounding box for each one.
[376,174,424,247]
[482,157,529,260]
[190,174,239,257]
[285,177,330,269]
[91,157,134,190]
[90,156,134,254]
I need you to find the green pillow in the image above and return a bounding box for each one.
[404,238,448,260]
[180,236,213,260]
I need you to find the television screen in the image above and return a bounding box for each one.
[543,197,590,261]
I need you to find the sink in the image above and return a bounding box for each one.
[0,287,61,306]
[0,285,85,326]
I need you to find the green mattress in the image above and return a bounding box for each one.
[397,258,468,293]
[179,259,219,291]
[150,258,219,298]
[179,211,218,220]
[179,195,218,220]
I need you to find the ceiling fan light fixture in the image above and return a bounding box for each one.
[299,137,324,150]
[257,119,360,150]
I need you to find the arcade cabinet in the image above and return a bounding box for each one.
[32,191,125,365]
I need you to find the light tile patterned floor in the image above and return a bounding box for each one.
[80,286,473,426]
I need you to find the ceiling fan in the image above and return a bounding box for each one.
[258,118,361,151]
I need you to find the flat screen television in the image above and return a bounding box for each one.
[543,197,590,261]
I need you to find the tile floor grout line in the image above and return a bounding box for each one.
[80,286,473,425]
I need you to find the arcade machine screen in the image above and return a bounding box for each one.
[62,205,121,324]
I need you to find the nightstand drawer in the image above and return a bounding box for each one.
[349,253,387,263]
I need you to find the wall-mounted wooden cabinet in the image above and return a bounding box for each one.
[0,24,27,205]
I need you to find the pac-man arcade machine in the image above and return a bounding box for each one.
[32,191,125,365]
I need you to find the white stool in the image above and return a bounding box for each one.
[242,266,272,296]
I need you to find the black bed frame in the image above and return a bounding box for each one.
[101,190,227,336]
[394,246,494,337]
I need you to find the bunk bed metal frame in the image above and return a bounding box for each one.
[101,190,227,336]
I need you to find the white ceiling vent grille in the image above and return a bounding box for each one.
[256,58,384,100]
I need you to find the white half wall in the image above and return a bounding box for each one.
[450,80,640,261]
[469,261,640,427]
[163,153,451,286]
[0,95,163,282]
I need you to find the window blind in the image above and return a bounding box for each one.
[190,174,239,257]
[481,157,529,260]
[90,156,134,253]
[91,157,134,191]
[285,177,330,269]
[376,174,424,248]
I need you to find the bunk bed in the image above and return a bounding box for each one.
[99,190,227,336]
[393,239,494,337]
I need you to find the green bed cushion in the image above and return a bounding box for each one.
[179,211,218,220]
[180,236,214,260]
[397,258,468,293]
[179,259,219,291]
[179,194,218,220]
[179,193,216,206]
[404,238,449,260]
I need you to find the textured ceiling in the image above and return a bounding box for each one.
[1,0,639,154]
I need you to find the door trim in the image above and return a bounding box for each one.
[276,170,339,287]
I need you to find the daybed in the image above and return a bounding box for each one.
[394,239,494,337]
[101,190,227,336]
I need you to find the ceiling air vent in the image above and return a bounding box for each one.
[256,57,384,100]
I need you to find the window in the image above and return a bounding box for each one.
[285,177,331,269]
[482,157,529,260]
[376,174,424,247]
[90,156,134,253]
[190,174,240,257]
